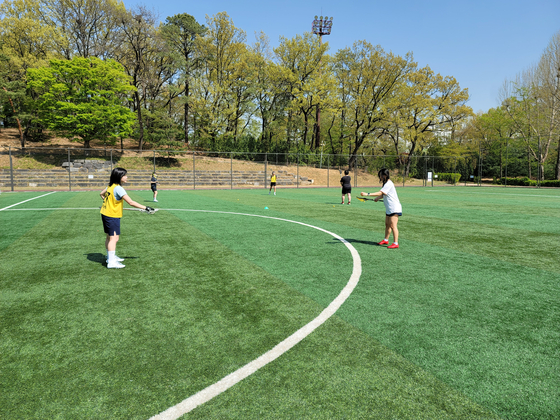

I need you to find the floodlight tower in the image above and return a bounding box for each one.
[312,15,333,150]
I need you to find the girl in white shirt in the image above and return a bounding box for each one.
[360,168,402,249]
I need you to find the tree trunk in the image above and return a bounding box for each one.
[315,104,321,150]
[499,142,503,179]
[286,111,292,150]
[556,137,560,179]
[184,82,189,145]
[2,88,24,148]
[404,141,417,177]
[302,111,309,148]
[135,91,144,150]
[527,148,531,179]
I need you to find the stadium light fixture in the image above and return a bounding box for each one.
[312,16,333,36]
[311,15,333,150]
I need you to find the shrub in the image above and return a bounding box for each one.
[541,179,560,187]
[435,173,461,184]
[497,177,560,187]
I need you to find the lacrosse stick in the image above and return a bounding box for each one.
[124,207,158,214]
[356,196,382,202]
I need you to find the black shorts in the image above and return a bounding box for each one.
[271,182,276,187]
[151,184,157,192]
[386,212,402,217]
[101,214,121,235]
[342,186,351,195]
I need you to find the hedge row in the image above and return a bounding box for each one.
[497,177,560,187]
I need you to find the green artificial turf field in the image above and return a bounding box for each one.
[1,186,558,419]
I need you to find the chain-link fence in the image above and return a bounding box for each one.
[1,146,558,191]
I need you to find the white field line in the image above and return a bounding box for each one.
[2,208,100,211]
[3,207,148,212]
[3,205,362,417]
[0,191,57,211]
[149,209,362,420]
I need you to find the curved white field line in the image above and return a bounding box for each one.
[4,205,362,418]
[149,209,362,420]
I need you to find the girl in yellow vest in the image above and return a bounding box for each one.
[100,168,154,268]
[269,171,277,195]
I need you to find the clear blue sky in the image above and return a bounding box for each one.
[123,0,559,114]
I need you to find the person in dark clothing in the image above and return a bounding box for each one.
[150,172,158,202]
[340,170,352,205]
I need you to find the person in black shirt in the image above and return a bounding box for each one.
[340,170,351,205]
[150,172,158,202]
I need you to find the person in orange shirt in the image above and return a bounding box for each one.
[100,167,154,268]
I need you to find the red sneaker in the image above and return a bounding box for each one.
[378,239,389,245]
[387,243,399,249]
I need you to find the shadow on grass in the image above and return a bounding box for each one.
[85,253,139,266]
[86,252,106,265]
[328,238,382,246]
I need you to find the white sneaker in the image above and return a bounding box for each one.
[107,261,125,269]
[106,255,125,263]
[154,199,158,202]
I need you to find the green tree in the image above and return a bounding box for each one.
[0,0,63,73]
[468,108,516,179]
[500,31,560,181]
[41,0,125,59]
[393,66,472,176]
[536,30,560,179]
[333,41,415,167]
[113,5,165,150]
[249,32,290,152]
[0,46,31,146]
[27,56,136,148]
[191,12,249,146]
[160,13,206,145]
[274,32,329,151]
[503,77,551,181]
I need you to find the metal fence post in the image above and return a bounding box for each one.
[504,138,509,187]
[354,155,357,188]
[297,153,299,188]
[432,156,434,187]
[402,158,405,187]
[68,148,72,191]
[9,146,14,191]
[327,154,329,188]
[193,151,196,190]
[264,154,267,189]
[453,157,457,185]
